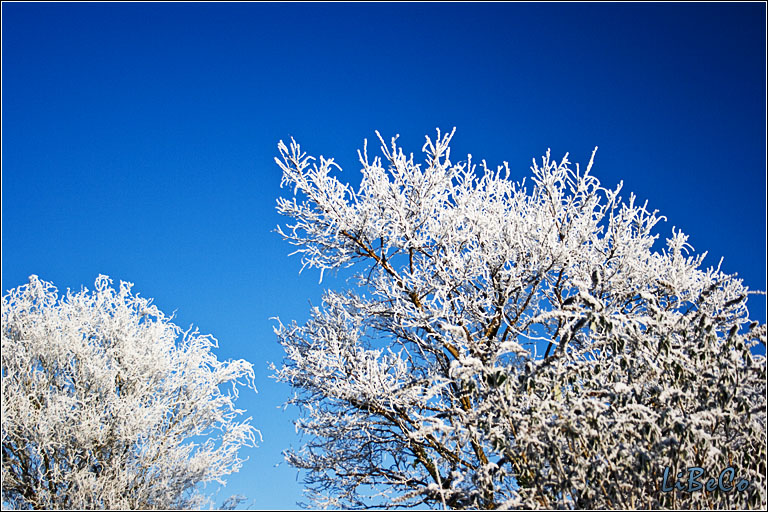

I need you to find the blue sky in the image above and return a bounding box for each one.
[2,2,766,509]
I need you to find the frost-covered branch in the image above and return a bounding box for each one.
[1,275,259,509]
[273,130,766,509]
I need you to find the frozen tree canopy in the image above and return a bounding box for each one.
[1,275,258,509]
[273,129,766,509]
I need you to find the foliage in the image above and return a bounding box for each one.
[1,275,258,509]
[272,129,766,509]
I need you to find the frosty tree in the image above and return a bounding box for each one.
[272,129,766,509]
[1,275,258,510]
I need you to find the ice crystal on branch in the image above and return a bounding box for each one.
[1,275,259,509]
[273,129,766,509]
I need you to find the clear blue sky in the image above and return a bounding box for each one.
[2,2,766,509]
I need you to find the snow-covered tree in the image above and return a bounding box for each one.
[1,275,258,510]
[272,129,766,509]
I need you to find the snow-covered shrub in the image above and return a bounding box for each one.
[2,275,258,509]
